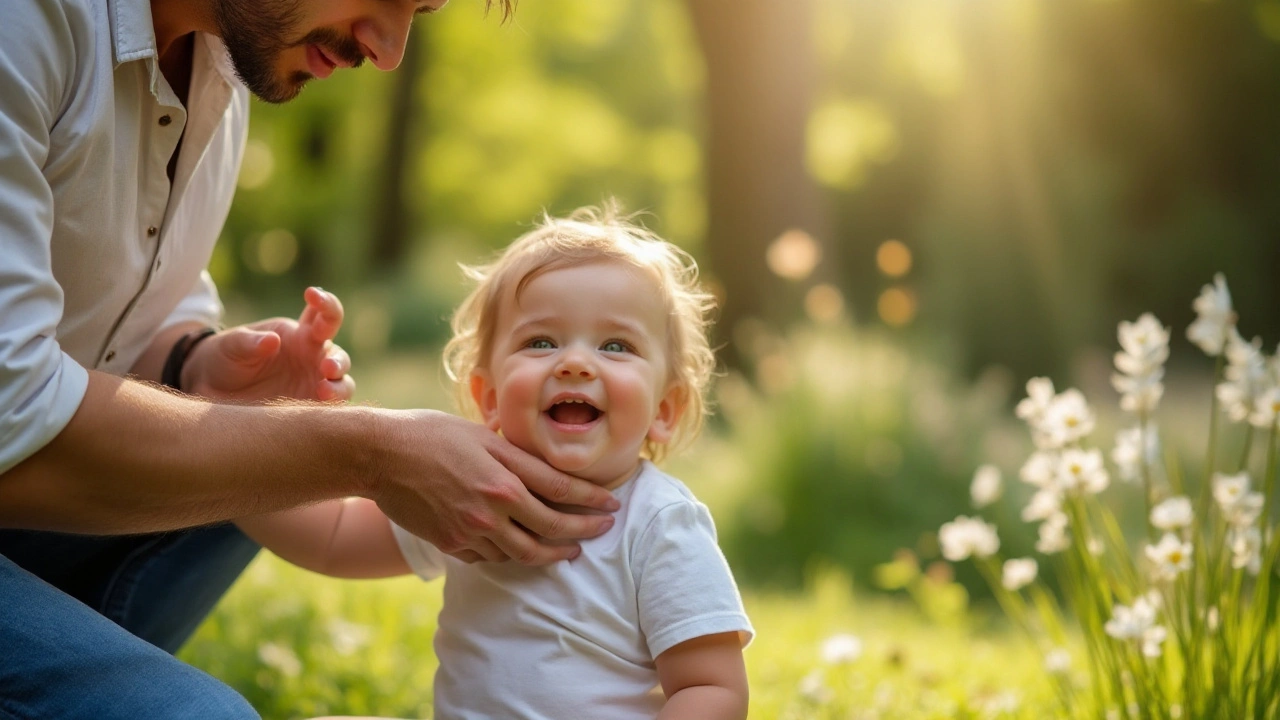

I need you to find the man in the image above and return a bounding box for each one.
[0,0,619,717]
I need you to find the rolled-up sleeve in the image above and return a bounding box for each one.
[0,3,91,474]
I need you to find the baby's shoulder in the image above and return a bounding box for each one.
[626,462,703,518]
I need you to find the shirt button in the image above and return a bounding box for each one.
[158,115,172,127]
[105,350,116,362]
[147,226,158,237]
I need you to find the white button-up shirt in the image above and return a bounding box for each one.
[0,0,248,473]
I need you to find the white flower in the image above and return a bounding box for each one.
[1002,558,1038,591]
[1186,273,1234,356]
[939,516,1000,561]
[1113,372,1165,414]
[1224,492,1264,528]
[1113,314,1169,414]
[1036,513,1071,554]
[1250,386,1280,429]
[1205,606,1220,632]
[1057,448,1110,494]
[1044,648,1071,674]
[1022,487,1062,523]
[820,633,864,664]
[1141,625,1168,659]
[1106,594,1167,657]
[982,690,1021,715]
[1213,472,1252,512]
[798,671,833,704]
[1105,596,1159,640]
[1116,314,1170,373]
[1217,329,1268,424]
[1019,451,1058,488]
[326,618,372,656]
[257,642,302,678]
[971,465,1003,508]
[1112,426,1159,483]
[1145,533,1193,580]
[1015,377,1056,427]
[1150,496,1193,531]
[1229,526,1262,575]
[1041,390,1096,448]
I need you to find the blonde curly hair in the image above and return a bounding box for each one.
[443,203,717,462]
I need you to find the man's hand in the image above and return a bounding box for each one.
[182,287,354,402]
[371,410,621,565]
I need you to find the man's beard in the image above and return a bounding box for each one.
[213,0,366,104]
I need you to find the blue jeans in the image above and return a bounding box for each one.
[0,525,261,719]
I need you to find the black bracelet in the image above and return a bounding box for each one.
[161,327,218,391]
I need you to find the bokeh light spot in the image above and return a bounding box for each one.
[876,240,913,278]
[237,139,275,190]
[249,229,299,275]
[878,287,917,327]
[766,230,821,281]
[805,284,846,324]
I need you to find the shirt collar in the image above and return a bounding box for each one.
[106,0,159,65]
[106,0,242,90]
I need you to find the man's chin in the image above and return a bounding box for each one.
[247,72,310,104]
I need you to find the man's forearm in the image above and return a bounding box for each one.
[0,371,379,534]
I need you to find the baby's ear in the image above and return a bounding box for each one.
[469,371,501,431]
[647,384,688,445]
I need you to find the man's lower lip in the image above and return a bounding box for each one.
[305,45,334,79]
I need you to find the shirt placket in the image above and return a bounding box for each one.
[95,60,187,371]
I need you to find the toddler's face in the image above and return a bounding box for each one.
[471,259,683,488]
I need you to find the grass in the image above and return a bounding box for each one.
[181,555,1062,719]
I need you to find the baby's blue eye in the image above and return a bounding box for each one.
[528,338,555,350]
[602,341,628,353]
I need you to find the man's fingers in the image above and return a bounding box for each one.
[299,287,345,344]
[317,375,356,402]
[492,520,583,566]
[507,451,620,513]
[510,495,615,542]
[322,343,351,380]
[223,330,280,363]
[450,549,485,564]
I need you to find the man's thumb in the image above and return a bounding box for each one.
[223,330,280,363]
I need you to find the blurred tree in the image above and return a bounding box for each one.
[370,27,427,273]
[687,0,825,369]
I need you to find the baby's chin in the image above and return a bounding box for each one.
[515,441,636,489]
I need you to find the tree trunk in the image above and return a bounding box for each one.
[370,28,425,272]
[686,0,823,370]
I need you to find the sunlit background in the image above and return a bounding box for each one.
[190,1,1280,714]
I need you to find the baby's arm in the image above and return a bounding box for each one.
[237,498,411,579]
[655,632,748,719]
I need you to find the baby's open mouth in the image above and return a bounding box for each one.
[547,398,602,425]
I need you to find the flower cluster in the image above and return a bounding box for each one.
[940,274,1280,719]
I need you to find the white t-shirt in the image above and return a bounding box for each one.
[392,461,754,720]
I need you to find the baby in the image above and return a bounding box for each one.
[239,204,753,719]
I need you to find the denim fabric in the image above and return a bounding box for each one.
[0,524,261,718]
[0,523,260,653]
[0,553,259,720]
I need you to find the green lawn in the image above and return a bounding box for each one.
[182,554,1061,719]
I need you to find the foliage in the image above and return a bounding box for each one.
[183,557,1058,719]
[939,275,1280,718]
[706,322,1033,592]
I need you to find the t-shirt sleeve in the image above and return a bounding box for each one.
[0,1,90,474]
[389,521,449,581]
[633,500,754,659]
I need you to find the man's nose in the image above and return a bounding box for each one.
[352,3,415,71]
